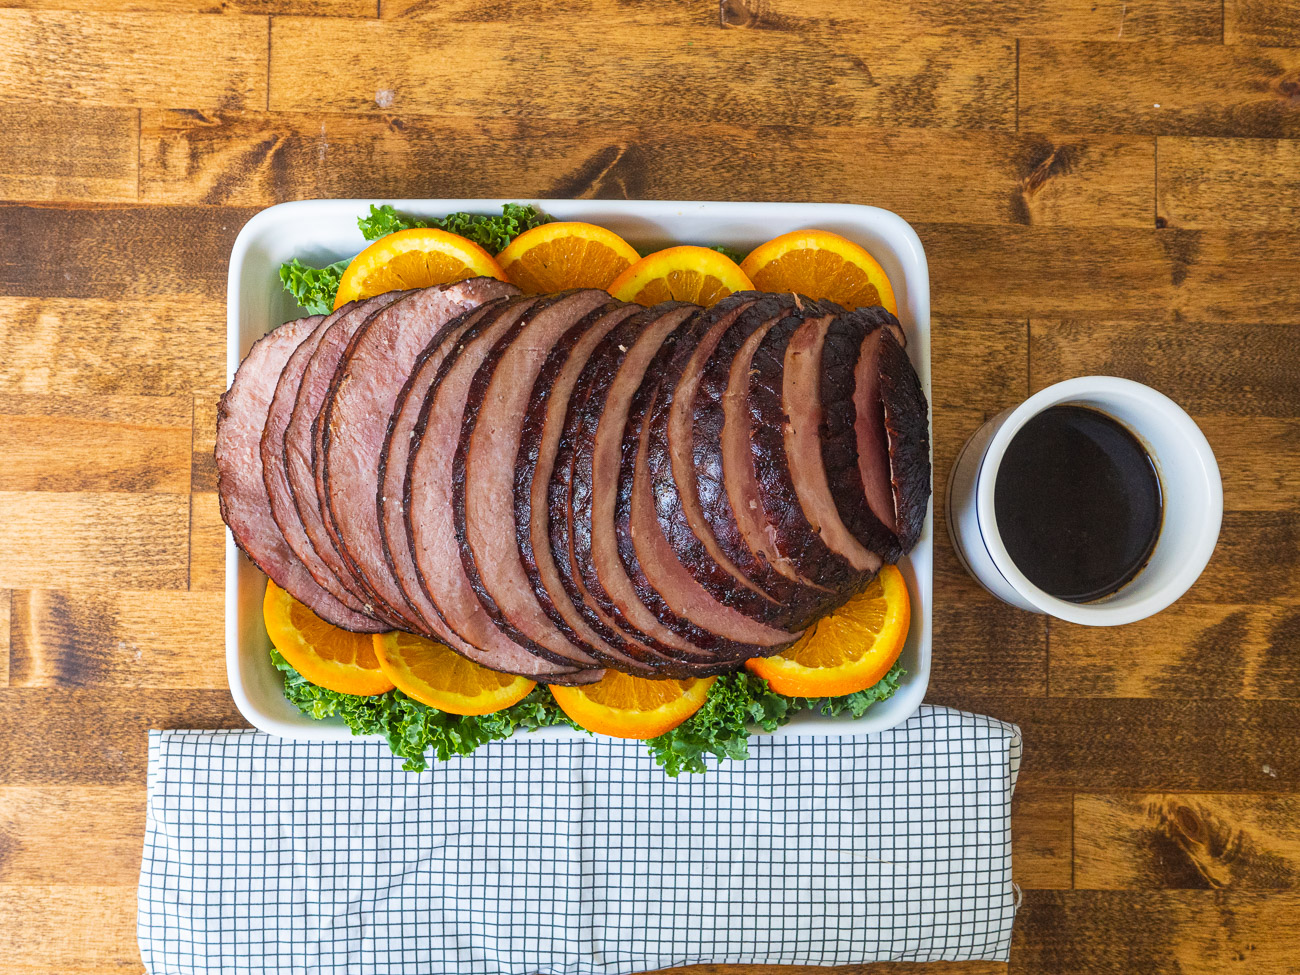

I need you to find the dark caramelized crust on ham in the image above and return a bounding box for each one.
[514,301,662,676]
[822,308,907,564]
[454,289,610,669]
[747,307,876,596]
[878,326,931,551]
[405,296,598,683]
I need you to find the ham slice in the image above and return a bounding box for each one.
[285,291,412,624]
[405,296,598,683]
[319,279,520,628]
[455,289,611,669]
[217,315,382,632]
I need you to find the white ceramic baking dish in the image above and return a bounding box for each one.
[226,199,932,744]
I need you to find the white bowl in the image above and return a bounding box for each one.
[226,199,933,742]
[947,376,1222,625]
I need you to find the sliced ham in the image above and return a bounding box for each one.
[406,296,597,683]
[285,291,412,624]
[569,303,760,662]
[783,312,885,574]
[455,288,611,669]
[877,326,931,551]
[217,315,382,633]
[822,308,907,564]
[378,302,503,639]
[746,307,876,595]
[262,303,384,624]
[620,382,798,667]
[319,279,520,629]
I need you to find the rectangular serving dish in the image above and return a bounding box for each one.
[227,199,932,743]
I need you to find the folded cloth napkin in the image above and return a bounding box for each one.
[138,704,1021,974]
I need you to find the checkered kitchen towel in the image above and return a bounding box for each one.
[138,704,1021,974]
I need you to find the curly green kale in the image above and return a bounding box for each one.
[357,203,554,252]
[707,243,748,264]
[271,650,581,771]
[278,258,349,316]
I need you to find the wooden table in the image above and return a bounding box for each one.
[2,0,1299,971]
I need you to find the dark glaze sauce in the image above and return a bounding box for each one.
[993,405,1162,603]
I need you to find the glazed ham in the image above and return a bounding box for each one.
[219,276,931,681]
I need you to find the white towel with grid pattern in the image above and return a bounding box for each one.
[138,704,1021,974]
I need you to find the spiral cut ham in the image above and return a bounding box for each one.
[218,276,930,681]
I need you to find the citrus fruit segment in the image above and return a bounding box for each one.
[739,229,898,315]
[549,671,715,739]
[745,564,910,697]
[264,579,395,696]
[333,227,507,309]
[606,245,754,307]
[496,221,640,293]
[372,631,536,716]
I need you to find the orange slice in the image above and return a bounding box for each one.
[739,229,898,315]
[606,245,754,307]
[333,227,507,309]
[746,565,910,697]
[549,671,715,739]
[264,580,394,696]
[372,631,536,716]
[496,221,640,293]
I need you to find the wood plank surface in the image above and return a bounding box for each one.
[1157,137,1300,230]
[3,0,1300,970]
[1225,0,1300,45]
[0,394,192,493]
[0,102,137,204]
[1019,39,1300,137]
[140,111,1154,226]
[1074,793,1300,889]
[269,19,1016,129]
[8,589,226,688]
[717,0,1223,40]
[0,297,225,396]
[0,11,268,111]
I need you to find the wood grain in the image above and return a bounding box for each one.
[1020,39,1300,138]
[0,394,191,493]
[0,297,225,396]
[0,102,137,203]
[140,110,1153,226]
[924,225,1300,324]
[380,0,710,24]
[928,697,1300,791]
[1049,604,1300,700]
[8,589,225,688]
[0,11,268,110]
[1030,319,1300,417]
[929,318,1049,698]
[718,0,1223,40]
[0,205,257,301]
[269,19,1016,129]
[0,492,189,590]
[0,885,140,974]
[1074,793,1300,889]
[7,0,373,12]
[1157,137,1300,230]
[1225,0,1300,45]
[189,492,225,592]
[1012,890,1300,973]
[1013,792,1074,889]
[0,590,9,687]
[192,393,219,494]
[0,688,247,785]
[0,786,145,885]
